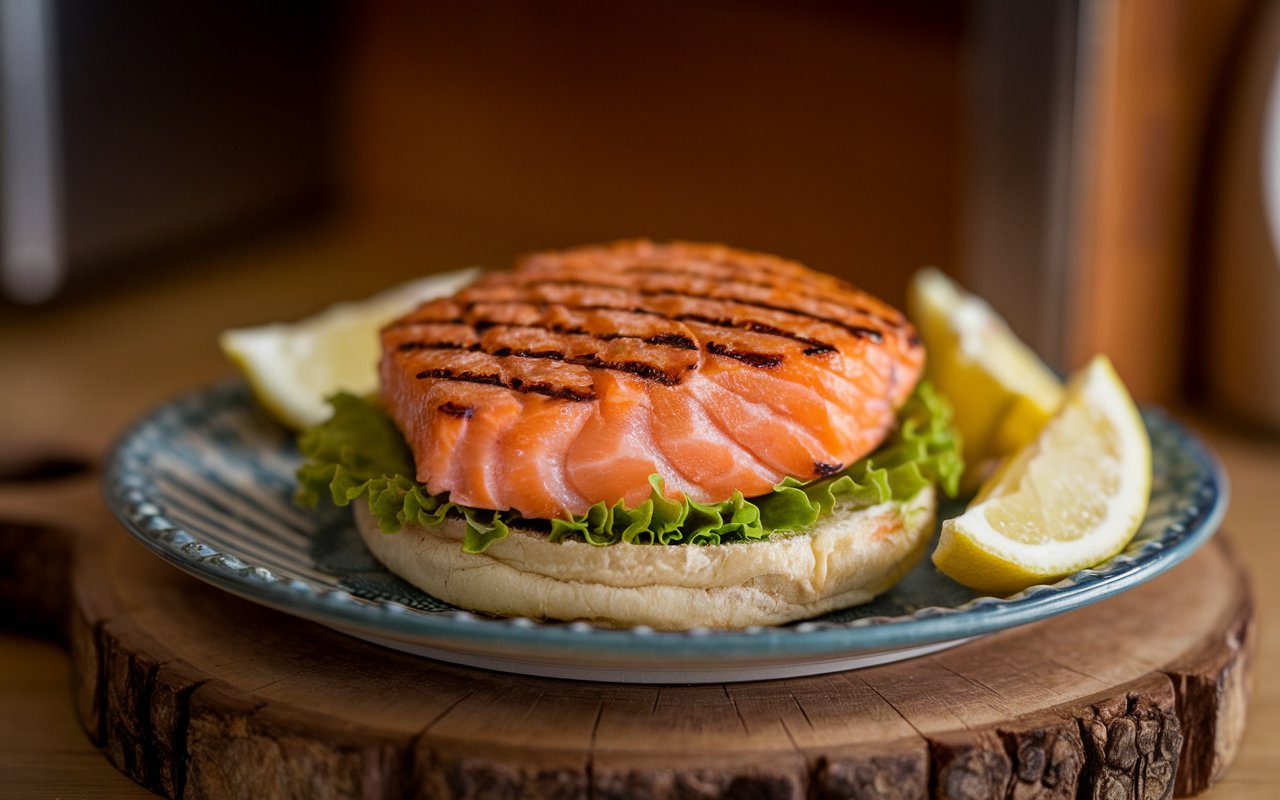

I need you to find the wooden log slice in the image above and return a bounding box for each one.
[0,471,1255,800]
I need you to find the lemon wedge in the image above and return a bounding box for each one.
[931,355,1152,595]
[220,268,480,429]
[908,268,1064,477]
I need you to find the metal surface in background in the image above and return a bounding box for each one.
[1,1,341,305]
[1,0,62,303]
[964,0,1082,371]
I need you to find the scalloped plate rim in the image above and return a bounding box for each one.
[102,380,1229,671]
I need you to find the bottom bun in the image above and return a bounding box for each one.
[355,487,937,630]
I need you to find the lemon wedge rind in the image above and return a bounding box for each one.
[908,268,1065,475]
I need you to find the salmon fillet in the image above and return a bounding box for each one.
[379,240,924,519]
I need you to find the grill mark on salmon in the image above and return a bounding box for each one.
[630,332,698,350]
[513,248,906,321]
[532,257,852,298]
[676,314,839,355]
[397,340,482,353]
[704,341,784,369]
[522,241,864,297]
[492,347,565,359]
[384,294,878,351]
[395,325,699,353]
[696,301,884,342]
[559,264,902,327]
[393,316,830,361]
[414,367,596,401]
[401,338,687,386]
[619,258,853,289]
[437,401,475,419]
[465,279,892,343]
[573,353,682,384]
[385,297,865,355]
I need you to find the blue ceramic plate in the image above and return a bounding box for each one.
[104,382,1227,683]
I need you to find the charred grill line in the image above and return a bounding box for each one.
[814,462,843,476]
[467,279,893,344]
[394,304,854,362]
[622,257,826,285]
[705,341,784,369]
[603,263,900,326]
[641,332,699,350]
[571,353,681,384]
[704,260,863,297]
[525,249,864,299]
[416,367,501,386]
[396,340,481,353]
[491,347,567,360]
[414,367,596,401]
[401,320,700,354]
[406,295,876,350]
[437,402,474,419]
[690,303,883,343]
[843,325,884,343]
[388,309,683,348]
[393,312,836,383]
[384,315,469,331]
[428,311,832,356]
[676,313,839,355]
[533,261,843,300]
[404,341,684,386]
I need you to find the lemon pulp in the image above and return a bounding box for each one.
[932,355,1152,595]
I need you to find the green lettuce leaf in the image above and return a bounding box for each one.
[296,382,962,553]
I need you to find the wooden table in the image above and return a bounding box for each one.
[2,229,1277,797]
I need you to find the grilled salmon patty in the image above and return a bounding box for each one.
[379,240,924,519]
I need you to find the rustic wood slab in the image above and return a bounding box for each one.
[0,466,1253,800]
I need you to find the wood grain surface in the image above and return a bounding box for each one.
[0,454,1255,799]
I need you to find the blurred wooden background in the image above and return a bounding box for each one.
[339,0,964,311]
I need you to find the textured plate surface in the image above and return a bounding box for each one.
[104,382,1227,683]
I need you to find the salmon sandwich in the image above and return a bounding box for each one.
[297,241,961,629]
